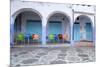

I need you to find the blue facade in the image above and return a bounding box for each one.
[73,22,80,41]
[48,21,62,34]
[85,23,93,41]
[26,20,42,35]
[73,22,93,41]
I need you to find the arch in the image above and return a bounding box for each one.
[46,11,71,32]
[73,15,93,42]
[46,11,71,23]
[74,15,93,26]
[12,8,43,23]
[46,11,71,43]
[11,8,43,45]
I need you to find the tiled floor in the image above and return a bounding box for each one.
[10,46,95,67]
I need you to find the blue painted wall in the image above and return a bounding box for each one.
[73,22,93,41]
[73,22,80,41]
[85,23,93,41]
[26,20,42,41]
[48,21,62,34]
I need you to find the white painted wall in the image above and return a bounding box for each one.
[10,0,95,45]
[11,0,72,23]
[72,4,95,13]
[11,0,95,25]
[11,0,95,30]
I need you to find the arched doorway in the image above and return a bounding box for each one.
[73,15,93,46]
[12,10,42,45]
[46,12,71,44]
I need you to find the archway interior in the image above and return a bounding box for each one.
[46,13,70,43]
[14,11,42,43]
[73,15,93,42]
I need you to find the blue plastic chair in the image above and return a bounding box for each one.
[54,34,58,42]
[24,34,30,44]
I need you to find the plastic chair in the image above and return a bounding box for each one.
[24,34,30,44]
[32,34,40,43]
[54,34,58,42]
[32,34,35,39]
[58,34,63,43]
[63,34,68,42]
[48,34,55,43]
[16,33,24,45]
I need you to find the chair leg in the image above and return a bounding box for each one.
[15,40,16,45]
[24,39,25,45]
[28,38,29,45]
[37,40,39,45]
[63,39,64,43]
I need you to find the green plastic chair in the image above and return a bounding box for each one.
[16,33,24,44]
[48,34,55,43]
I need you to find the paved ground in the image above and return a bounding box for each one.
[10,46,95,67]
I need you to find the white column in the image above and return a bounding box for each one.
[70,23,73,45]
[42,18,47,45]
[93,26,95,46]
[71,10,74,46]
[92,17,95,46]
[92,20,96,46]
[10,17,14,46]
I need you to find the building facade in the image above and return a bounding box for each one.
[10,0,96,46]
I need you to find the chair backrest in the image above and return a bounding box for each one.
[49,34,54,40]
[16,33,24,41]
[32,34,40,40]
[24,34,30,38]
[54,34,58,40]
[32,34,35,38]
[58,34,63,40]
[63,34,68,41]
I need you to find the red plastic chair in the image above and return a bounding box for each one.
[63,34,68,41]
[32,34,40,43]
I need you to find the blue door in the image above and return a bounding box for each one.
[73,22,80,41]
[85,23,93,41]
[48,21,62,34]
[26,20,42,35]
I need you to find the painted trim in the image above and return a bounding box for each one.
[74,11,95,15]
[27,20,42,22]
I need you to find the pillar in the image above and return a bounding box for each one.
[10,17,14,46]
[70,22,74,45]
[42,18,47,45]
[92,26,95,46]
